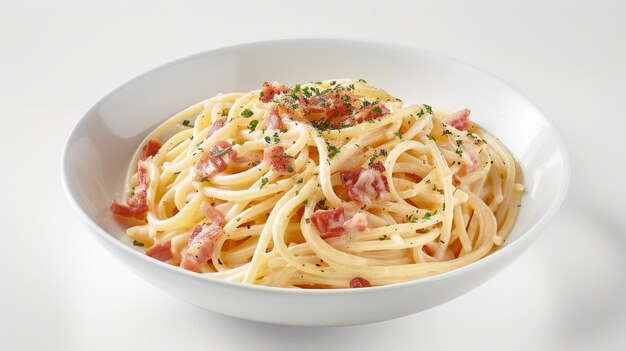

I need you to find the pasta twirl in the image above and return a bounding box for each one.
[110,79,524,289]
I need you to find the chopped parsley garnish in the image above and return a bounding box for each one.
[305,218,311,224]
[456,139,463,146]
[264,136,271,143]
[442,202,446,211]
[378,235,388,241]
[417,229,430,234]
[423,104,433,114]
[380,149,388,156]
[394,132,403,139]
[442,129,453,136]
[292,103,299,110]
[358,78,367,83]
[362,100,371,106]
[132,240,144,247]
[426,135,435,141]
[240,109,254,118]
[297,178,303,184]
[287,165,295,173]
[260,177,268,189]
[273,132,280,144]
[303,200,310,206]
[293,84,301,93]
[182,119,192,127]
[341,94,350,101]
[423,211,437,219]
[302,86,312,98]
[432,184,438,191]
[467,132,477,139]
[212,145,233,157]
[327,145,341,158]
[259,91,265,100]
[416,109,425,118]
[372,106,381,113]
[251,161,261,167]
[455,148,464,156]
[247,119,259,132]
[200,177,208,183]
[369,154,380,164]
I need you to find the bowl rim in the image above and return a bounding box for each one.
[61,37,571,296]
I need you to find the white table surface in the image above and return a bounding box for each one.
[1,1,625,350]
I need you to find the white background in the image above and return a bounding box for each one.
[1,1,625,350]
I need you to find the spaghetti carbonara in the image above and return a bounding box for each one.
[110,79,524,289]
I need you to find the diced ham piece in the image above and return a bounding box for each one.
[260,82,291,103]
[355,101,389,122]
[340,162,390,204]
[110,161,150,219]
[263,145,295,174]
[140,139,161,160]
[267,104,283,130]
[145,240,172,262]
[343,213,369,232]
[193,140,237,181]
[200,201,226,227]
[181,224,222,272]
[207,118,227,138]
[311,207,346,238]
[444,109,471,131]
[349,277,371,288]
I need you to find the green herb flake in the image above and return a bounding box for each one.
[212,145,233,157]
[264,136,271,143]
[372,106,381,113]
[260,177,268,189]
[182,120,192,127]
[305,218,311,224]
[358,78,367,83]
[394,132,403,139]
[378,235,387,241]
[423,104,433,114]
[455,148,464,156]
[426,135,435,141]
[442,129,453,136]
[369,154,379,164]
[248,119,259,132]
[240,109,254,118]
[456,139,462,146]
[287,165,295,173]
[200,177,208,183]
[297,178,303,184]
[304,200,310,206]
[132,240,144,247]
[327,145,341,159]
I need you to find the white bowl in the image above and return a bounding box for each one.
[62,39,570,326]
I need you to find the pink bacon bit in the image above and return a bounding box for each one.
[263,145,295,174]
[181,224,222,272]
[110,161,150,220]
[452,175,462,187]
[145,240,172,262]
[343,212,369,232]
[311,207,346,238]
[193,140,237,181]
[340,162,390,204]
[267,104,283,130]
[354,101,389,123]
[444,108,471,131]
[349,277,371,288]
[207,118,227,138]
[260,82,291,103]
[140,139,162,160]
[200,201,226,227]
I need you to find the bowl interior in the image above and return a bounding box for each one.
[63,39,569,275]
